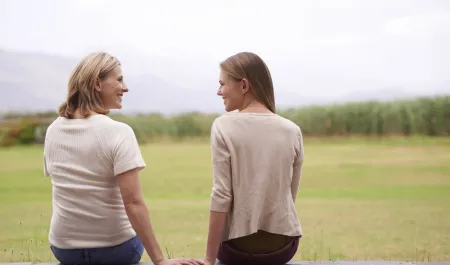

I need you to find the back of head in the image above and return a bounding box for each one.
[220,52,276,113]
[58,52,121,119]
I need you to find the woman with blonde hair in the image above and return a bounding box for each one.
[44,52,202,265]
[202,52,305,265]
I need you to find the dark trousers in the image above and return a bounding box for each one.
[50,235,144,265]
[217,236,300,265]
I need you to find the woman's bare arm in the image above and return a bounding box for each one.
[117,168,204,265]
[116,168,166,265]
[205,211,228,263]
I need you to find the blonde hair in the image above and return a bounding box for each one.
[58,52,121,119]
[220,52,276,113]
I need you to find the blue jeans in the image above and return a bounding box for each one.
[50,235,144,265]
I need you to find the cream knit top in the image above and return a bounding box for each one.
[209,112,304,241]
[43,114,146,249]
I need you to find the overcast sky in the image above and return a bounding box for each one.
[1,0,449,100]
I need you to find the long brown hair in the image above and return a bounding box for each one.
[220,52,276,113]
[58,52,121,119]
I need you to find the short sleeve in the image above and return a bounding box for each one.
[209,119,233,212]
[43,153,50,177]
[113,125,146,176]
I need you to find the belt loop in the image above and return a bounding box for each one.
[84,249,89,263]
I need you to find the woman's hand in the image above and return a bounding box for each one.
[156,258,205,265]
[202,258,216,265]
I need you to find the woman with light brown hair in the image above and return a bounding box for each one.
[44,52,202,265]
[202,52,305,265]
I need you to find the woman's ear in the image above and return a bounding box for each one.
[95,78,101,92]
[241,78,250,94]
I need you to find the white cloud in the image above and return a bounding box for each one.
[382,13,450,38]
[1,0,449,98]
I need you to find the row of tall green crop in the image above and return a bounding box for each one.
[112,113,218,143]
[279,95,450,137]
[114,95,450,143]
[1,95,449,146]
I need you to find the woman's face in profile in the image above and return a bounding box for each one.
[218,70,244,112]
[98,66,128,110]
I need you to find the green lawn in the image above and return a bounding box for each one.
[0,137,449,262]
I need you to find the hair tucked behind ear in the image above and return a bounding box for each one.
[58,52,121,119]
[220,52,276,113]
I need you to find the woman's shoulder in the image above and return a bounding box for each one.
[100,117,136,137]
[214,112,300,130]
[48,114,136,138]
[213,111,278,122]
[211,113,301,144]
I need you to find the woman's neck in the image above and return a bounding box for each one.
[239,100,272,114]
[73,108,98,119]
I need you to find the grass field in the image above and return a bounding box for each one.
[0,137,449,263]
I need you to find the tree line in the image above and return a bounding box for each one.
[1,95,449,146]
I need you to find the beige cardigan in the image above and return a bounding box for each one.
[209,112,304,241]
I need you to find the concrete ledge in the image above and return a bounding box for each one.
[1,261,449,265]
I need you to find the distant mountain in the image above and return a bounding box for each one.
[0,50,222,114]
[0,49,317,114]
[1,49,448,114]
[0,50,73,111]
